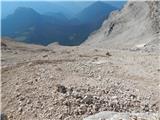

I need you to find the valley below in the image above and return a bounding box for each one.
[1,39,159,120]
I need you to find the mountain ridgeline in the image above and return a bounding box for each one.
[1,1,120,46]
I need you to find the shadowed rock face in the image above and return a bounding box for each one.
[84,1,160,52]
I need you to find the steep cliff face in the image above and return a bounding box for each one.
[84,1,160,51]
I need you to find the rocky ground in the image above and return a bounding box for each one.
[84,1,160,52]
[1,39,159,120]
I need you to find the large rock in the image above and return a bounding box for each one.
[83,111,159,120]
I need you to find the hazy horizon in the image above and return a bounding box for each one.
[1,0,126,45]
[1,1,126,19]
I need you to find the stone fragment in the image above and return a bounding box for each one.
[57,84,67,94]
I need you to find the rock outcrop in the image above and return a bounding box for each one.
[83,111,159,120]
[84,1,160,51]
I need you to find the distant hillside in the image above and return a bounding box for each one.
[75,1,116,23]
[1,1,121,46]
[1,7,71,45]
[1,7,89,45]
[44,12,68,23]
[2,7,41,37]
[75,1,117,31]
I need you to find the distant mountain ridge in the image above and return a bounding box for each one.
[75,1,117,33]
[1,1,124,46]
[75,1,116,23]
[1,1,92,19]
[2,7,40,38]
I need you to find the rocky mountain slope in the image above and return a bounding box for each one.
[84,1,160,52]
[1,1,160,120]
[1,37,159,120]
